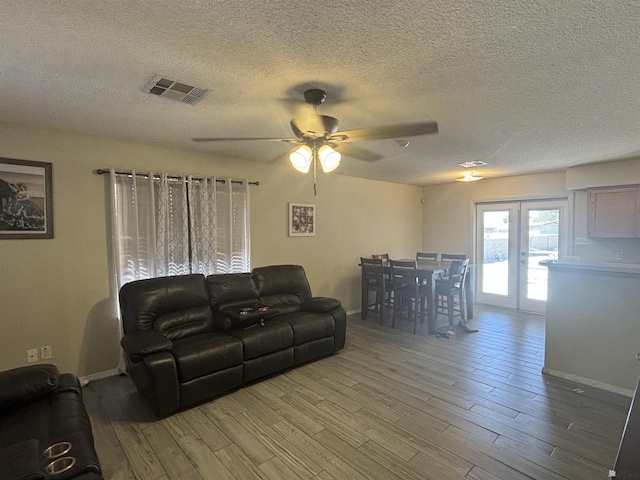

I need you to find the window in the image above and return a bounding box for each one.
[109,170,250,288]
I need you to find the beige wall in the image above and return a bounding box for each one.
[544,264,640,393]
[569,158,640,263]
[421,172,569,258]
[422,169,640,263]
[0,121,423,377]
[422,169,640,393]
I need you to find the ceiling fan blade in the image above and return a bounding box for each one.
[331,121,439,142]
[331,143,384,162]
[192,137,299,143]
[291,104,326,137]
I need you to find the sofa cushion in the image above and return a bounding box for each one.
[253,265,312,301]
[119,274,214,339]
[0,439,42,480]
[257,294,304,312]
[279,311,336,345]
[206,273,259,313]
[302,297,342,313]
[154,305,214,340]
[0,364,59,410]
[226,319,294,360]
[171,333,243,383]
[294,337,335,365]
[243,348,294,383]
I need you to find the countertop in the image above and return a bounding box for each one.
[540,259,640,275]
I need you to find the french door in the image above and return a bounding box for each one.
[475,199,567,313]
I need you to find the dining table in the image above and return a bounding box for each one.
[360,258,475,335]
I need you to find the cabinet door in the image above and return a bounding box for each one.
[587,186,640,238]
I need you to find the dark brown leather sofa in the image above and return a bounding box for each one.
[0,364,102,480]
[119,264,346,417]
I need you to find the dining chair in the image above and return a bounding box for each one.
[389,259,428,334]
[360,257,390,325]
[439,253,469,281]
[436,258,470,327]
[416,252,438,262]
[440,253,468,262]
[372,253,393,306]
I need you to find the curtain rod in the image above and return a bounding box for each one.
[95,169,259,186]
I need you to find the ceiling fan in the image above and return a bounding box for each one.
[193,88,438,192]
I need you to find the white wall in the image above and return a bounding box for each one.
[0,121,423,376]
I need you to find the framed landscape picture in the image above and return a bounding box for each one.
[0,158,53,239]
[289,202,315,237]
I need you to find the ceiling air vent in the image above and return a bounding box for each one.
[144,75,208,105]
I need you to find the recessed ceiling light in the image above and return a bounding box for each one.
[458,160,488,168]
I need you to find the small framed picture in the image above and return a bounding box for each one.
[289,203,315,237]
[0,157,53,239]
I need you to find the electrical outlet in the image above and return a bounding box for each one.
[41,346,52,360]
[616,252,624,261]
[575,237,589,246]
[27,348,38,363]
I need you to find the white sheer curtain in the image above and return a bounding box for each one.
[109,169,250,289]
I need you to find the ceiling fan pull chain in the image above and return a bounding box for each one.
[313,142,318,196]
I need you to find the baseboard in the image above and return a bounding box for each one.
[79,368,122,386]
[346,309,361,316]
[542,367,634,397]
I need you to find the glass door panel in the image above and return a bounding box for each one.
[475,203,518,309]
[475,199,567,313]
[519,202,565,313]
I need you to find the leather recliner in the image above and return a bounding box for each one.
[0,364,103,480]
[119,264,346,416]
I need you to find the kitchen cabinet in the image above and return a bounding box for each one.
[587,186,640,238]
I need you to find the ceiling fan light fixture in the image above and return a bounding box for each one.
[456,171,483,182]
[289,145,313,173]
[318,145,341,173]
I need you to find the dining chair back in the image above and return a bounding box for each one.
[416,252,438,262]
[436,258,470,327]
[390,259,426,334]
[360,257,390,325]
[440,253,468,262]
[372,253,390,261]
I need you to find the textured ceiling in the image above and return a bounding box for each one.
[2,1,640,185]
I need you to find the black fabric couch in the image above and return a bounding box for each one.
[119,264,346,416]
[0,364,102,480]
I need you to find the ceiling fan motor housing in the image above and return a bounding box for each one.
[303,88,327,106]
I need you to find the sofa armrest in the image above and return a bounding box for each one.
[55,372,83,395]
[0,364,60,409]
[302,297,342,313]
[121,330,173,363]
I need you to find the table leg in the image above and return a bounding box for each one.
[361,267,367,320]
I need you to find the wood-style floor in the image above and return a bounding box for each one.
[83,306,631,480]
